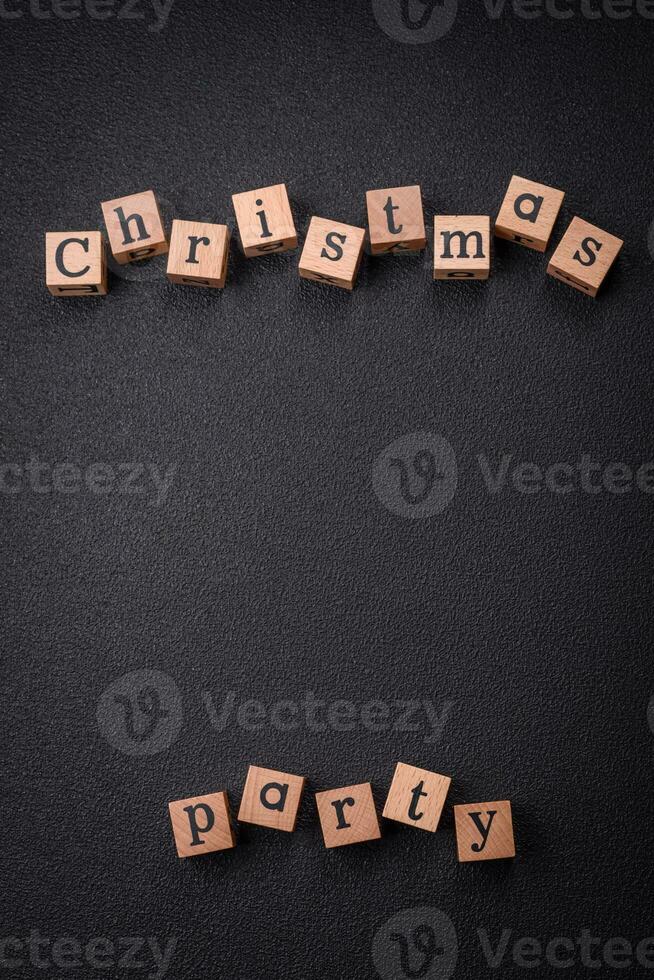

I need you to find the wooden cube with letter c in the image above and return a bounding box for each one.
[454,799,515,862]
[433,216,491,280]
[547,216,623,297]
[231,183,297,257]
[168,791,235,858]
[495,175,565,252]
[315,782,381,848]
[382,762,451,832]
[45,231,107,296]
[298,216,366,290]
[238,765,306,832]
[167,219,230,288]
[100,189,168,264]
[366,184,426,254]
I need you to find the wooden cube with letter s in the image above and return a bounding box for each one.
[299,216,366,290]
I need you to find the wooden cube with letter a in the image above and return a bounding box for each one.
[238,765,306,832]
[454,799,515,862]
[299,216,365,290]
[433,216,490,280]
[366,185,426,254]
[45,231,107,296]
[168,791,235,858]
[382,762,451,832]
[100,189,168,264]
[547,216,623,297]
[495,175,565,252]
[315,782,381,848]
[167,220,230,288]
[231,183,297,257]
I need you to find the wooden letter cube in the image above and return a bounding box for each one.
[547,216,623,297]
[166,220,230,288]
[45,231,107,296]
[315,782,381,848]
[237,765,306,832]
[231,183,297,257]
[454,800,515,862]
[495,175,565,252]
[100,190,168,264]
[433,216,491,280]
[168,791,235,858]
[382,762,451,833]
[298,217,366,290]
[366,185,426,254]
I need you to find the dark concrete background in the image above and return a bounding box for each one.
[2,1,654,977]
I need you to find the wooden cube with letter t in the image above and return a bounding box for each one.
[168,791,235,858]
[238,765,306,831]
[547,217,623,297]
[101,189,168,264]
[454,800,515,862]
[382,762,451,832]
[366,185,426,253]
[167,219,230,288]
[299,216,366,290]
[45,231,107,296]
[495,175,564,252]
[433,216,490,279]
[231,183,297,257]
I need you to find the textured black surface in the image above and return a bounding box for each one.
[2,2,654,978]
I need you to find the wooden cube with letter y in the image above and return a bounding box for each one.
[45,231,107,296]
[433,216,491,279]
[238,765,306,832]
[167,219,230,288]
[547,216,623,297]
[101,189,168,264]
[168,791,235,858]
[315,782,381,848]
[299,216,366,290]
[454,799,515,862]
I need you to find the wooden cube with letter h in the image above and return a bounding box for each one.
[168,791,235,858]
[232,183,297,257]
[238,765,306,832]
[433,216,490,279]
[315,782,381,848]
[46,231,107,296]
[547,217,623,297]
[382,762,451,832]
[495,175,565,252]
[299,217,366,290]
[454,799,515,862]
[167,219,230,288]
[101,189,168,264]
[366,185,426,254]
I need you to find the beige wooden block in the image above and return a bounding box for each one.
[454,800,515,862]
[382,762,451,832]
[366,185,426,254]
[299,216,365,290]
[231,183,297,257]
[433,216,490,280]
[547,216,623,297]
[168,791,235,858]
[100,190,168,264]
[315,782,381,848]
[45,231,107,296]
[166,220,230,288]
[238,765,306,832]
[495,175,565,252]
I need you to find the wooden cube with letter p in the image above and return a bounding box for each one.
[315,782,381,848]
[45,231,107,296]
[547,216,623,297]
[238,765,306,832]
[100,189,168,264]
[382,762,451,832]
[495,175,565,252]
[454,799,515,862]
[433,216,491,280]
[168,791,235,858]
[366,184,426,254]
[299,216,365,290]
[167,219,230,288]
[231,183,297,257]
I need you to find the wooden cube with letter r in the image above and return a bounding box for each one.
[315,782,381,847]
[167,219,230,288]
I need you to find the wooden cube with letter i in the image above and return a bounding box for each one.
[231,183,297,257]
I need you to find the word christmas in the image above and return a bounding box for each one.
[45,176,623,300]
[167,762,516,861]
